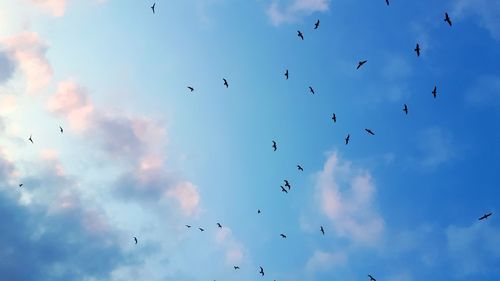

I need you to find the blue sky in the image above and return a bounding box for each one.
[0,0,499,280]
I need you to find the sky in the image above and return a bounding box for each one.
[0,0,499,280]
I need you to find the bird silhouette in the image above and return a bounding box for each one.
[151,3,156,14]
[59,126,63,133]
[217,223,222,228]
[28,135,33,144]
[133,237,138,244]
[257,209,261,214]
[297,165,304,171]
[281,186,288,193]
[309,86,315,94]
[445,12,452,26]
[297,30,304,40]
[284,180,291,190]
[234,266,240,270]
[314,20,320,29]
[284,69,289,80]
[357,60,367,69]
[368,275,376,281]
[403,104,409,115]
[272,141,277,151]
[19,184,23,188]
[345,134,350,145]
[385,0,389,5]
[415,43,420,57]
[320,226,325,235]
[432,86,437,98]
[259,266,265,276]
[185,224,192,228]
[187,86,194,92]
[332,113,336,123]
[223,78,229,88]
[280,233,287,238]
[365,129,375,135]
[479,213,493,220]
[198,227,205,232]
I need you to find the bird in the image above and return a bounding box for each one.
[198,227,205,232]
[297,30,304,40]
[385,0,389,5]
[280,233,287,238]
[187,86,194,92]
[297,165,304,171]
[223,78,229,88]
[259,266,265,276]
[314,19,320,29]
[479,212,493,220]
[345,134,350,145]
[320,226,325,235]
[365,128,375,135]
[151,3,156,14]
[185,224,192,228]
[28,135,33,144]
[281,186,288,193]
[284,69,289,80]
[257,209,261,214]
[415,43,420,57]
[331,113,337,123]
[368,274,377,281]
[309,86,315,94]
[59,126,63,133]
[234,266,240,270]
[432,86,437,98]
[403,104,409,115]
[357,60,367,69]
[19,184,23,188]
[284,180,291,190]
[272,140,277,151]
[133,237,138,244]
[217,223,222,228]
[444,12,452,26]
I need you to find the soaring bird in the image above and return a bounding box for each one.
[365,128,375,135]
[151,3,156,14]
[432,86,437,98]
[314,19,320,29]
[284,69,289,80]
[297,30,304,40]
[187,86,194,92]
[332,113,336,123]
[280,233,287,238]
[320,226,325,235]
[385,0,389,5]
[444,12,452,26]
[234,266,240,270]
[309,86,315,94]
[281,186,288,193]
[217,223,222,228]
[272,141,277,151]
[284,180,291,190]
[19,184,23,188]
[403,104,409,115]
[198,227,205,232]
[257,209,261,214]
[223,78,229,88]
[297,165,304,171]
[185,224,192,228]
[415,43,420,57]
[259,266,265,276]
[133,237,138,244]
[28,135,33,144]
[357,60,367,69]
[59,126,63,133]
[368,275,377,281]
[479,212,493,220]
[345,134,350,145]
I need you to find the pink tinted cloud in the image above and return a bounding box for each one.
[28,0,66,17]
[166,181,200,217]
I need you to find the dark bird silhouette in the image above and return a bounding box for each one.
[187,86,194,92]
[385,0,389,5]
[432,86,437,98]
[217,223,222,228]
[185,224,191,228]
[297,30,304,40]
[19,184,23,188]
[28,135,33,144]
[234,266,240,270]
[198,227,205,232]
[345,134,350,145]
[133,237,138,244]
[297,165,304,171]
[257,209,261,214]
[281,186,288,194]
[284,69,289,80]
[479,212,493,220]
[223,78,229,88]
[151,3,156,14]
[415,43,420,57]
[259,266,265,276]
[403,104,409,115]
[368,275,376,281]
[314,19,320,29]
[284,180,291,190]
[365,128,375,135]
[320,226,325,235]
[309,86,315,94]
[280,233,287,238]
[59,126,63,133]
[445,12,452,26]
[272,141,277,151]
[332,113,336,123]
[357,60,367,69]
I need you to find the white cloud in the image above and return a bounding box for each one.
[267,0,330,25]
[453,0,500,41]
[306,250,347,272]
[417,127,457,169]
[464,75,500,106]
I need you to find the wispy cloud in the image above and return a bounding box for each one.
[464,75,500,106]
[417,127,457,170]
[27,0,66,17]
[452,0,500,41]
[306,250,347,272]
[266,0,330,26]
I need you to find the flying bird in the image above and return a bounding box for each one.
[234,266,240,270]
[272,141,277,151]
[415,43,420,57]
[309,86,315,94]
[479,212,493,220]
[28,135,33,144]
[259,266,265,276]
[332,113,336,123]
[19,184,23,188]
[284,69,289,80]
[320,226,325,235]
[345,134,350,145]
[187,86,194,92]
[444,12,452,26]
[198,227,205,232]
[257,209,261,214]
[314,19,320,29]
[59,126,63,133]
[284,180,291,190]
[297,165,304,171]
[223,78,229,88]
[281,186,288,193]
[217,223,222,228]
[280,233,287,238]
[357,60,367,69]
[368,275,377,281]
[151,3,156,14]
[185,224,191,228]
[365,128,375,135]
[385,0,389,5]
[133,237,138,244]
[403,104,409,115]
[297,30,304,40]
[432,86,437,98]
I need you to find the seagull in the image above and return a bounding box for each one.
[314,19,320,29]
[385,0,389,5]
[133,237,138,244]
[432,86,437,98]
[368,275,377,281]
[187,86,194,92]
[297,30,304,40]
[151,3,156,14]
[479,212,493,220]
[257,209,261,214]
[284,180,291,190]
[259,266,265,276]
[415,43,420,57]
[403,104,409,115]
[234,266,240,270]
[297,165,304,171]
[284,69,289,80]
[280,233,287,238]
[332,113,336,123]
[217,223,222,228]
[320,226,325,235]
[357,60,367,69]
[309,86,315,94]
[281,186,288,193]
[198,227,205,232]
[59,126,63,133]
[345,134,350,145]
[28,135,33,144]
[223,78,229,88]
[365,128,375,135]
[19,184,23,188]
[272,141,277,151]
[185,224,192,228]
[444,12,452,26]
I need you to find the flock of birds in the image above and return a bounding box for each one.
[13,2,493,281]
